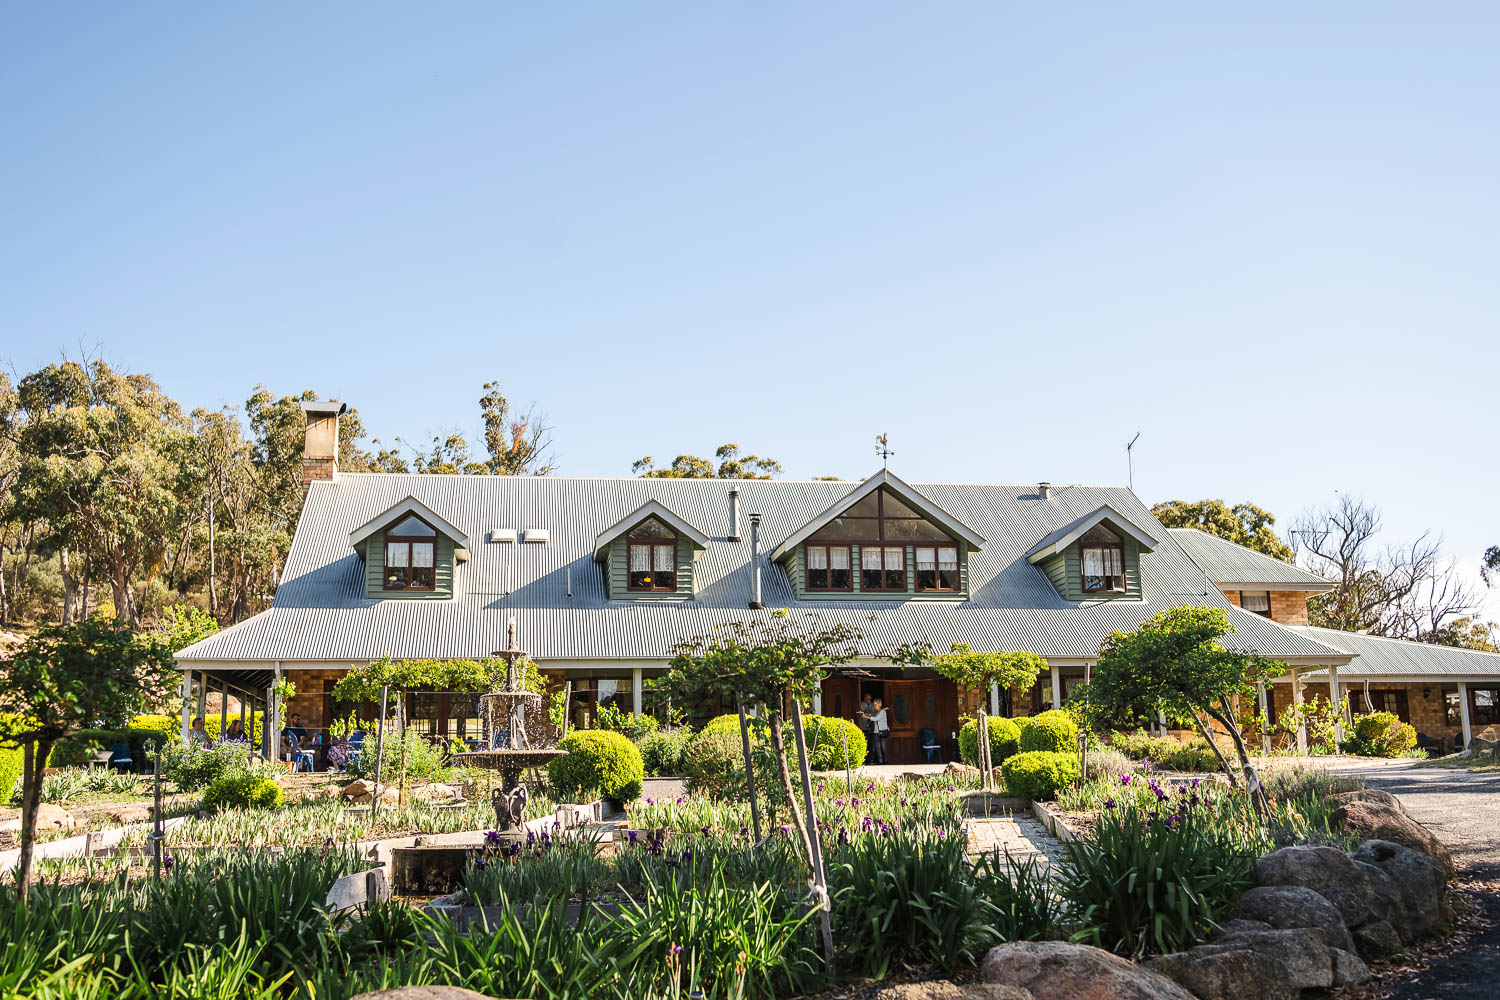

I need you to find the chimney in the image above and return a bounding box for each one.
[1037,482,1050,500]
[301,401,347,488]
[748,513,764,609]
[728,487,742,542]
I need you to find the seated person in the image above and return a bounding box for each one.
[189,717,210,746]
[221,719,247,744]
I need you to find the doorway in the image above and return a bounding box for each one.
[820,675,958,764]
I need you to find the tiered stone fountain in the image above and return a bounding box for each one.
[447,623,567,845]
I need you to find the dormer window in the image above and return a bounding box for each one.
[627,518,677,592]
[916,546,961,591]
[385,515,436,590]
[1080,524,1125,593]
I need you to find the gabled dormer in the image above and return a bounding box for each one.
[593,500,710,601]
[349,497,469,600]
[771,470,986,601]
[1025,504,1158,601]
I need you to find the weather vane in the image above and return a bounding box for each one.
[875,432,894,469]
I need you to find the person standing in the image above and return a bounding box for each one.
[857,693,876,764]
[869,698,890,764]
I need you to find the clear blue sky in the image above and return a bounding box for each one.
[3,4,1496,612]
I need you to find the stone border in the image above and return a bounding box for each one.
[1031,800,1077,843]
[0,815,190,874]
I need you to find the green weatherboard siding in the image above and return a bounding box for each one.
[363,534,455,600]
[1037,533,1143,602]
[607,532,695,600]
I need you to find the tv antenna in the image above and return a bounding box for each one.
[875,433,894,469]
[1126,432,1141,490]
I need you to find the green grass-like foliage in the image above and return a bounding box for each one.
[1060,800,1256,959]
[636,727,693,776]
[1017,710,1078,754]
[549,729,645,802]
[958,716,1021,767]
[201,774,284,812]
[1001,750,1079,800]
[679,728,743,796]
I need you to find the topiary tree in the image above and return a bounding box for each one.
[958,716,1021,767]
[1018,710,1078,754]
[1088,606,1282,815]
[548,729,645,802]
[0,616,172,899]
[927,644,1047,790]
[1001,750,1080,801]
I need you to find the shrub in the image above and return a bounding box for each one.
[798,715,866,771]
[680,728,743,796]
[202,774,285,812]
[1342,712,1419,758]
[1018,710,1078,754]
[1060,803,1257,959]
[163,741,259,792]
[350,729,446,782]
[1161,741,1221,772]
[1082,747,1138,784]
[595,704,660,742]
[638,728,694,776]
[548,729,644,802]
[1108,729,1184,763]
[958,716,1022,767]
[0,714,25,804]
[1001,750,1079,800]
[702,714,746,736]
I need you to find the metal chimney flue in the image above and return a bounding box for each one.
[728,486,742,542]
[1037,482,1051,500]
[748,512,764,609]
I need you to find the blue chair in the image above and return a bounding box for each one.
[346,730,366,770]
[919,728,944,764]
[109,743,134,773]
[286,732,315,773]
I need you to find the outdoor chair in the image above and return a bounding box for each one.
[109,743,134,774]
[919,727,944,763]
[346,730,365,771]
[1415,731,1444,755]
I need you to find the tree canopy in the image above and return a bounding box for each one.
[633,444,782,479]
[1150,498,1293,561]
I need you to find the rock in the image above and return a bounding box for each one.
[943,762,979,778]
[1255,845,1373,927]
[349,989,498,1000]
[340,779,371,803]
[1215,918,1271,935]
[874,983,1033,1000]
[1330,947,1372,986]
[1327,788,1404,812]
[1147,948,1297,1000]
[1199,928,1333,990]
[1350,918,1405,960]
[377,784,400,805]
[108,806,151,824]
[1349,839,1450,941]
[1230,885,1354,953]
[35,803,76,830]
[1333,798,1454,876]
[981,941,1197,1000]
[1351,859,1400,925]
[414,783,458,803]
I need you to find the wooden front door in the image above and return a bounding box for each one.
[882,679,959,764]
[821,677,860,727]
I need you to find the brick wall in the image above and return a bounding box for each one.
[1272,680,1461,754]
[283,668,349,735]
[1269,591,1310,625]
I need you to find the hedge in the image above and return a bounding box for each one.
[797,715,867,771]
[202,774,284,812]
[1001,750,1079,800]
[958,716,1022,768]
[1018,710,1078,754]
[548,729,645,802]
[0,714,25,804]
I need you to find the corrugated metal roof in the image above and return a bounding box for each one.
[177,474,1347,666]
[1168,529,1333,590]
[1286,626,1500,679]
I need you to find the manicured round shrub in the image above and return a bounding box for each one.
[1001,750,1079,801]
[679,728,742,796]
[958,716,1022,767]
[638,728,694,776]
[548,729,645,802]
[702,714,746,736]
[202,774,284,812]
[797,715,866,771]
[1018,710,1078,754]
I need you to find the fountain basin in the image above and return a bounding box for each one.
[448,748,567,773]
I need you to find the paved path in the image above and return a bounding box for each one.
[966,814,1067,869]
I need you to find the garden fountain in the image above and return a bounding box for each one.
[446,622,567,844]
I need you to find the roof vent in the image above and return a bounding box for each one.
[488,528,517,544]
[1037,482,1050,500]
[522,528,550,544]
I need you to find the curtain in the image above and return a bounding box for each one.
[412,542,434,568]
[807,547,828,570]
[387,543,409,568]
[915,547,936,571]
[1082,547,1104,576]
[630,544,650,571]
[830,547,850,570]
[862,547,881,570]
[938,547,958,570]
[653,544,674,571]
[883,547,904,569]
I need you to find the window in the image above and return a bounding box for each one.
[1241,591,1272,617]
[1079,524,1125,594]
[627,518,677,591]
[384,515,436,590]
[915,546,960,591]
[806,544,852,590]
[1473,688,1500,726]
[806,488,955,593]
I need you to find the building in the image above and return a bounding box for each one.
[175,404,1500,761]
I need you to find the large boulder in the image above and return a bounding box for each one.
[35,803,76,830]
[1350,918,1404,960]
[1255,845,1373,927]
[874,983,1034,1000]
[108,805,151,824]
[340,779,372,804]
[1146,948,1297,1000]
[1333,798,1454,876]
[981,941,1197,1000]
[1349,839,1450,940]
[1350,858,1400,925]
[1230,885,1354,953]
[414,783,459,803]
[1327,788,1403,811]
[1331,948,1372,986]
[1198,927,1334,990]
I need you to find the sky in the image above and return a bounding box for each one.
[2,4,1496,614]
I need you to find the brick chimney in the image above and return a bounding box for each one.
[301,401,347,488]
